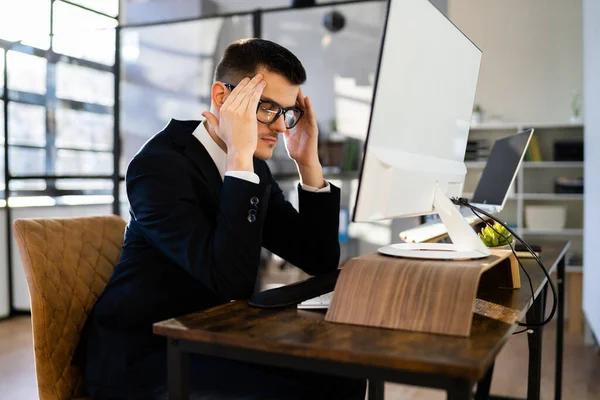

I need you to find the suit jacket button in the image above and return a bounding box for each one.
[250,197,259,205]
[248,214,256,223]
[249,209,257,216]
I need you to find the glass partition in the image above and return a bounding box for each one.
[262,2,385,174]
[120,15,253,170]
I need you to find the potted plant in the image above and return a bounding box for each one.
[472,104,483,124]
[478,222,513,249]
[570,90,582,124]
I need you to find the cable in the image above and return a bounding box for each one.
[468,207,537,328]
[453,197,558,328]
[456,197,557,327]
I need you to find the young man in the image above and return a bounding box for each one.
[78,39,366,399]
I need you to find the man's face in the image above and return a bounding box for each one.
[235,69,300,160]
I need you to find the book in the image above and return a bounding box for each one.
[526,135,543,162]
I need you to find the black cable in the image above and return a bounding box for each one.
[456,197,557,327]
[468,207,537,328]
[453,197,558,328]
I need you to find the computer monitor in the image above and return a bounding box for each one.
[352,0,489,259]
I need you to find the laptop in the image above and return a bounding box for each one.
[468,128,534,213]
[399,128,534,243]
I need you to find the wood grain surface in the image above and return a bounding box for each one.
[153,241,568,381]
[324,250,518,336]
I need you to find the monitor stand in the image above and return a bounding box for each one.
[378,185,491,260]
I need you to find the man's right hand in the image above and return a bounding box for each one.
[202,74,266,172]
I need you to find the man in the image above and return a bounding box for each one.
[78,38,366,399]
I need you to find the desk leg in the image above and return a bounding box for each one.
[168,339,190,400]
[555,257,565,400]
[526,285,547,400]
[475,362,495,400]
[368,380,384,400]
[447,380,474,400]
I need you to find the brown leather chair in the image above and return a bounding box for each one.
[13,215,127,400]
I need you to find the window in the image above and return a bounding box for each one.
[0,0,51,50]
[9,147,46,176]
[0,0,118,208]
[7,51,47,95]
[53,1,118,65]
[0,100,3,194]
[0,99,3,145]
[56,62,114,106]
[56,179,112,191]
[8,103,46,146]
[10,179,47,192]
[0,50,4,95]
[56,108,113,150]
[56,150,113,176]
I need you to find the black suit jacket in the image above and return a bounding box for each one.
[78,119,341,397]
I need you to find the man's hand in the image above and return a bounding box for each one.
[283,88,325,188]
[202,74,266,172]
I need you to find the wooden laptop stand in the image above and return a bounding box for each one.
[324,250,519,337]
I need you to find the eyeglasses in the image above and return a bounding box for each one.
[222,83,304,129]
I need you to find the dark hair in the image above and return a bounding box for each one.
[214,38,306,85]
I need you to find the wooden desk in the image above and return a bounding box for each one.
[154,240,569,400]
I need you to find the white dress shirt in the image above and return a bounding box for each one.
[192,122,330,193]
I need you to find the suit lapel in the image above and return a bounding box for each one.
[167,119,271,205]
[168,120,223,204]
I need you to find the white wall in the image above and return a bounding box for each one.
[583,0,600,343]
[449,0,583,124]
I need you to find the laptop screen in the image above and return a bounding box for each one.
[470,129,533,207]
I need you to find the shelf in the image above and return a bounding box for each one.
[522,228,583,235]
[460,192,518,201]
[465,161,583,168]
[522,161,584,168]
[519,122,584,130]
[465,161,486,168]
[470,122,521,130]
[469,122,583,131]
[521,193,583,201]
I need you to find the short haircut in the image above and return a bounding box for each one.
[214,38,306,86]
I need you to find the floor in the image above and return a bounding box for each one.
[1,314,599,399]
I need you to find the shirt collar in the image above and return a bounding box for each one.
[191,121,227,181]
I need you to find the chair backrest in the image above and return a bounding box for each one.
[12,215,127,400]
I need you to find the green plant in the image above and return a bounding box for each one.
[473,104,482,113]
[329,118,338,132]
[571,90,581,117]
[478,222,513,247]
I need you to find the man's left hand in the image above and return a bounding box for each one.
[284,88,325,188]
